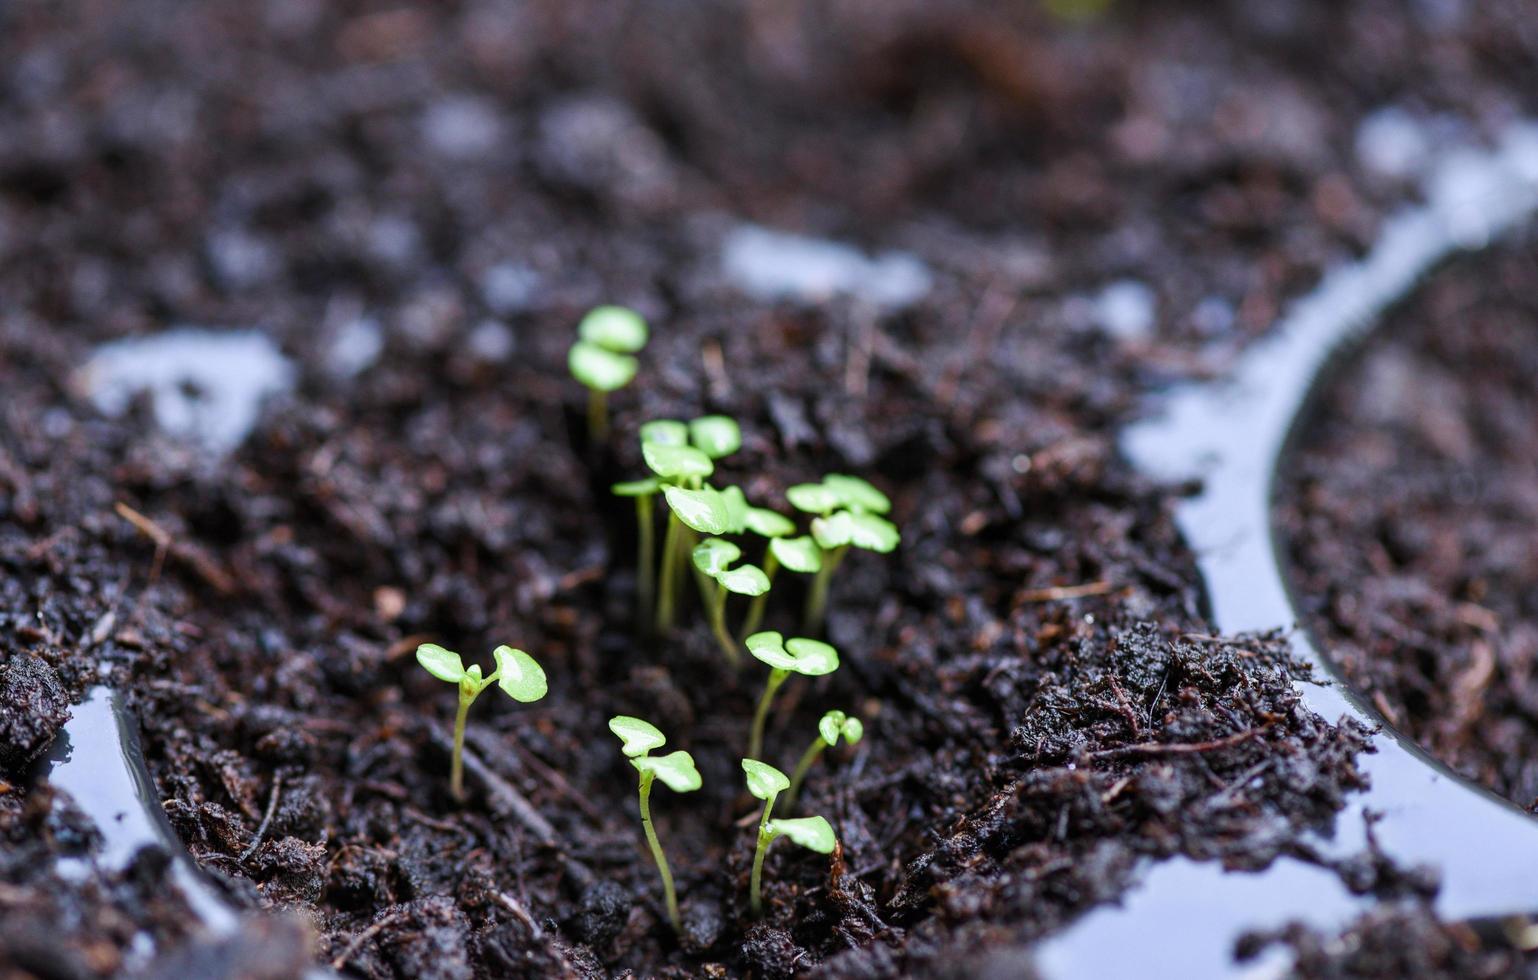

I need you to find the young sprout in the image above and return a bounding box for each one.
[692,538,771,666]
[742,759,836,916]
[613,476,662,623]
[610,716,702,932]
[416,643,547,801]
[784,710,864,811]
[644,442,726,630]
[568,305,648,442]
[788,474,899,633]
[738,506,800,637]
[745,631,840,760]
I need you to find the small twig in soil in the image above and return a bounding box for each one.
[330,908,409,971]
[1015,580,1114,603]
[239,773,284,862]
[114,501,236,593]
[1087,725,1269,762]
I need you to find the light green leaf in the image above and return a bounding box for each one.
[818,710,848,747]
[689,415,742,459]
[822,474,891,514]
[643,442,714,481]
[609,716,667,757]
[746,631,797,672]
[769,535,822,573]
[639,419,689,447]
[785,637,840,676]
[416,643,465,683]
[493,646,548,702]
[744,507,796,539]
[842,717,864,744]
[636,750,702,792]
[742,758,790,800]
[612,476,662,498]
[663,485,730,534]
[578,305,649,353]
[786,483,839,515]
[768,815,836,854]
[717,564,770,596]
[568,341,637,392]
[692,537,742,576]
[720,486,749,534]
[811,511,854,550]
[847,511,900,553]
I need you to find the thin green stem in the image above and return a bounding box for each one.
[748,670,788,761]
[450,690,473,801]
[587,388,608,444]
[638,771,681,931]
[750,793,778,916]
[636,495,655,629]
[783,738,827,812]
[802,545,848,634]
[740,549,779,639]
[708,584,742,667]
[656,510,682,631]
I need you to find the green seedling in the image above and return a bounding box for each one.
[688,415,742,460]
[784,710,864,810]
[610,716,702,932]
[613,476,663,622]
[789,474,899,633]
[745,631,840,760]
[569,305,648,441]
[644,443,722,630]
[692,538,771,666]
[416,643,547,801]
[738,506,799,636]
[742,759,836,916]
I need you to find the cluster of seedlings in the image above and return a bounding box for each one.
[413,305,899,931]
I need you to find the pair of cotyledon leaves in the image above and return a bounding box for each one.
[569,306,649,392]
[785,475,900,554]
[416,643,548,702]
[609,716,702,793]
[817,709,864,748]
[692,538,771,596]
[746,631,839,676]
[742,759,836,853]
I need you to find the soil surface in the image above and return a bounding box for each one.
[3,0,1538,977]
[1278,237,1538,810]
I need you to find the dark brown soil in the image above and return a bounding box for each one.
[1278,237,1538,810]
[2,0,1537,977]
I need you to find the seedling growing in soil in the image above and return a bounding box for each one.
[613,476,663,621]
[645,442,728,630]
[737,507,802,637]
[610,716,702,932]
[784,710,864,811]
[788,474,899,633]
[416,643,547,801]
[745,631,840,760]
[692,538,771,665]
[742,758,836,916]
[569,305,648,441]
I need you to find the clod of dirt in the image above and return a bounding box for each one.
[742,922,807,979]
[570,879,631,949]
[0,652,71,772]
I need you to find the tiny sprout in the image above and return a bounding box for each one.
[693,538,771,666]
[569,306,648,442]
[613,476,663,622]
[791,474,901,633]
[784,710,864,810]
[655,479,730,631]
[744,631,840,760]
[742,758,836,916]
[417,643,547,801]
[741,532,820,638]
[610,716,701,932]
[688,415,742,460]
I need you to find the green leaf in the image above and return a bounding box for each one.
[643,442,714,481]
[742,758,790,800]
[846,511,900,553]
[717,564,770,596]
[720,486,749,534]
[639,419,689,447]
[786,483,839,515]
[609,716,667,757]
[842,716,864,744]
[823,474,891,514]
[818,710,848,746]
[746,631,798,672]
[785,637,840,676]
[768,815,836,854]
[769,535,822,573]
[612,476,662,498]
[692,537,742,576]
[744,507,796,539]
[663,485,730,534]
[493,646,547,702]
[416,643,465,683]
[810,511,854,549]
[689,415,741,459]
[635,750,702,792]
[578,305,649,353]
[568,341,637,392]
